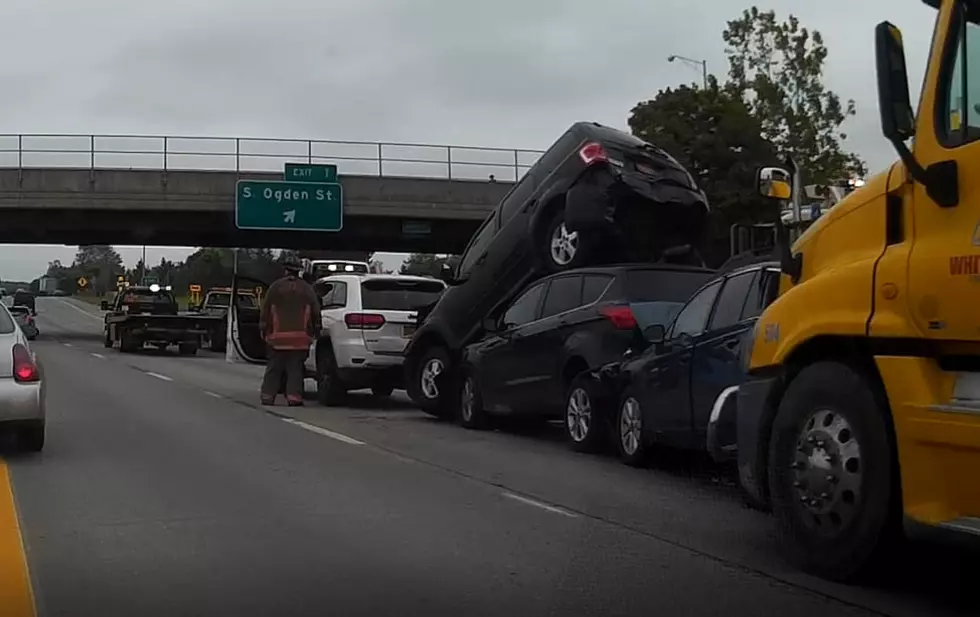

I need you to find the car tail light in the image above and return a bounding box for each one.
[12,344,39,383]
[599,305,637,330]
[344,313,385,330]
[578,142,609,165]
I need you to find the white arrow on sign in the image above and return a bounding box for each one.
[283,210,296,223]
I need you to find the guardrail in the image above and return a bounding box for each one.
[0,134,544,182]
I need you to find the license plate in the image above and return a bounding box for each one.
[403,324,417,338]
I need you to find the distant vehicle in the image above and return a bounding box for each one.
[307,274,446,404]
[404,121,710,417]
[102,284,221,354]
[8,306,38,340]
[579,263,780,461]
[12,290,35,316]
[38,277,59,296]
[0,303,45,451]
[304,259,371,279]
[455,264,716,432]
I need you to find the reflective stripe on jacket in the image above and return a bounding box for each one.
[259,275,320,351]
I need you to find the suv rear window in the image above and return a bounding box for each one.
[123,290,174,305]
[360,279,445,311]
[625,268,716,329]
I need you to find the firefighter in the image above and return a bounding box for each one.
[258,257,321,406]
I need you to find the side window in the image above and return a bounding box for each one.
[742,270,780,320]
[669,280,722,339]
[540,275,583,318]
[581,274,613,305]
[502,284,545,329]
[709,272,757,330]
[328,282,347,307]
[458,215,497,277]
[498,175,536,224]
[944,11,980,142]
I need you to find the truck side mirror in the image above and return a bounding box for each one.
[875,21,915,142]
[756,167,793,201]
[100,300,109,311]
[438,262,456,284]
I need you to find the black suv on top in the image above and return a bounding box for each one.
[405,121,710,416]
[455,264,716,430]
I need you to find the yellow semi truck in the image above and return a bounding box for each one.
[736,0,980,582]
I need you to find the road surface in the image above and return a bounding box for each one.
[0,297,974,617]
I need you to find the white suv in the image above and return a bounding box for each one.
[307,274,446,404]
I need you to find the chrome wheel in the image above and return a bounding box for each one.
[566,387,592,443]
[790,409,863,534]
[420,357,444,400]
[460,376,475,423]
[549,221,579,266]
[619,396,642,455]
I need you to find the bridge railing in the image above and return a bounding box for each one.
[0,134,543,182]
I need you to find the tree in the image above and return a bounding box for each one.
[722,6,866,186]
[74,245,123,293]
[629,78,776,235]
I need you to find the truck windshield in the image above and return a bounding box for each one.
[360,279,446,311]
[625,268,716,329]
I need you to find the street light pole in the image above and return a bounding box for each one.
[667,54,708,89]
[140,245,147,285]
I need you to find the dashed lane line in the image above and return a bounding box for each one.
[204,391,223,399]
[145,372,173,382]
[501,491,579,518]
[90,353,105,359]
[280,418,365,445]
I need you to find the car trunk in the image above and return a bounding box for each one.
[623,267,716,331]
[357,279,445,355]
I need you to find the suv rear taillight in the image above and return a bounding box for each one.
[344,313,386,330]
[578,142,609,165]
[12,344,39,383]
[599,305,637,330]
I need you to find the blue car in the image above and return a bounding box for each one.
[569,262,779,464]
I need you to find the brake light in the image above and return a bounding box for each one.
[578,142,609,165]
[12,344,39,383]
[600,305,637,330]
[344,313,385,330]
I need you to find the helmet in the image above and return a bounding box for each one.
[281,256,303,273]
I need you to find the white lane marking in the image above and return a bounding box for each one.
[62,343,72,347]
[281,418,365,445]
[90,352,105,359]
[502,492,579,518]
[56,299,103,321]
[146,372,173,382]
[204,391,223,398]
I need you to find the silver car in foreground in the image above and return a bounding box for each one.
[0,303,45,451]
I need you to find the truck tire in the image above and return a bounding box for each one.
[408,346,453,419]
[119,330,139,353]
[316,344,347,406]
[178,343,198,355]
[104,330,113,349]
[768,361,899,583]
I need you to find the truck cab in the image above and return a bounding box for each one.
[737,0,980,582]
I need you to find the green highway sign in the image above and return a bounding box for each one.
[284,163,337,183]
[235,180,343,232]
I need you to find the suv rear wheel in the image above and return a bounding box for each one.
[409,346,453,419]
[316,344,347,406]
[543,210,589,272]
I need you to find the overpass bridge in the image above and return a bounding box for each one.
[0,134,543,253]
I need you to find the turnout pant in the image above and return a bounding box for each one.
[261,348,308,403]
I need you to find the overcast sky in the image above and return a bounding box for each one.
[0,0,938,282]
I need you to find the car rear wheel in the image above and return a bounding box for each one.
[768,361,900,583]
[542,209,590,272]
[410,346,453,419]
[18,421,44,453]
[458,369,489,429]
[316,344,347,406]
[615,391,648,466]
[564,373,605,453]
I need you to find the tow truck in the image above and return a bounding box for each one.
[736,0,980,582]
[102,284,220,354]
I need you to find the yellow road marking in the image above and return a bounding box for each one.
[0,461,36,617]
